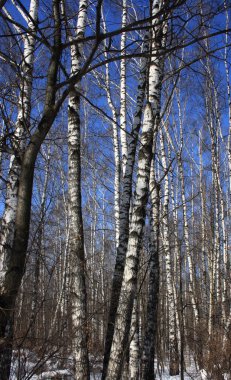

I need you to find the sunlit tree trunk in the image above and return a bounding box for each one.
[0,0,38,275]
[205,94,221,336]
[169,159,181,352]
[102,24,121,247]
[141,162,160,380]
[120,0,128,175]
[199,130,208,311]
[129,296,140,380]
[177,97,199,325]
[160,129,179,376]
[224,5,231,325]
[67,0,90,377]
[102,30,150,379]
[0,1,38,376]
[207,68,228,325]
[178,152,199,315]
[106,103,155,379]
[105,2,166,376]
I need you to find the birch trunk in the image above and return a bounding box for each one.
[67,0,89,378]
[120,0,128,174]
[224,9,231,322]
[206,96,221,335]
[0,0,38,294]
[201,19,226,332]
[160,129,179,376]
[225,0,231,214]
[176,96,199,326]
[141,166,160,380]
[213,95,228,325]
[0,1,38,376]
[208,72,228,325]
[178,153,199,321]
[199,130,208,310]
[102,0,163,374]
[102,30,150,379]
[102,27,121,247]
[129,296,140,380]
[106,103,155,379]
[170,162,181,349]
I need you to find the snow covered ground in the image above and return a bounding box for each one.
[10,368,231,379]
[155,366,201,379]
[10,365,204,379]
[10,351,230,379]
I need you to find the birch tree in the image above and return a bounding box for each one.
[160,128,179,376]
[0,1,38,375]
[102,17,121,248]
[102,27,150,380]
[141,165,160,380]
[106,102,155,380]
[120,0,128,174]
[66,0,90,377]
[0,0,230,378]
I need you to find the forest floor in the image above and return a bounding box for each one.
[11,364,204,379]
[10,352,230,379]
[10,367,230,379]
[90,365,206,380]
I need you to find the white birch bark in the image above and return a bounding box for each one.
[178,153,199,323]
[225,1,231,222]
[169,160,181,345]
[209,77,228,322]
[0,0,38,289]
[102,31,121,247]
[67,1,89,378]
[90,183,98,345]
[102,29,150,379]
[160,129,179,376]
[100,191,106,344]
[201,18,226,330]
[199,130,208,309]
[106,103,155,380]
[141,162,160,380]
[120,0,128,175]
[224,5,231,324]
[105,2,165,376]
[214,100,228,325]
[205,94,222,333]
[0,0,63,375]
[129,296,139,380]
[170,164,185,375]
[148,0,166,110]
[0,2,38,375]
[176,96,199,325]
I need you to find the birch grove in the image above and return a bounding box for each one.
[0,0,231,379]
